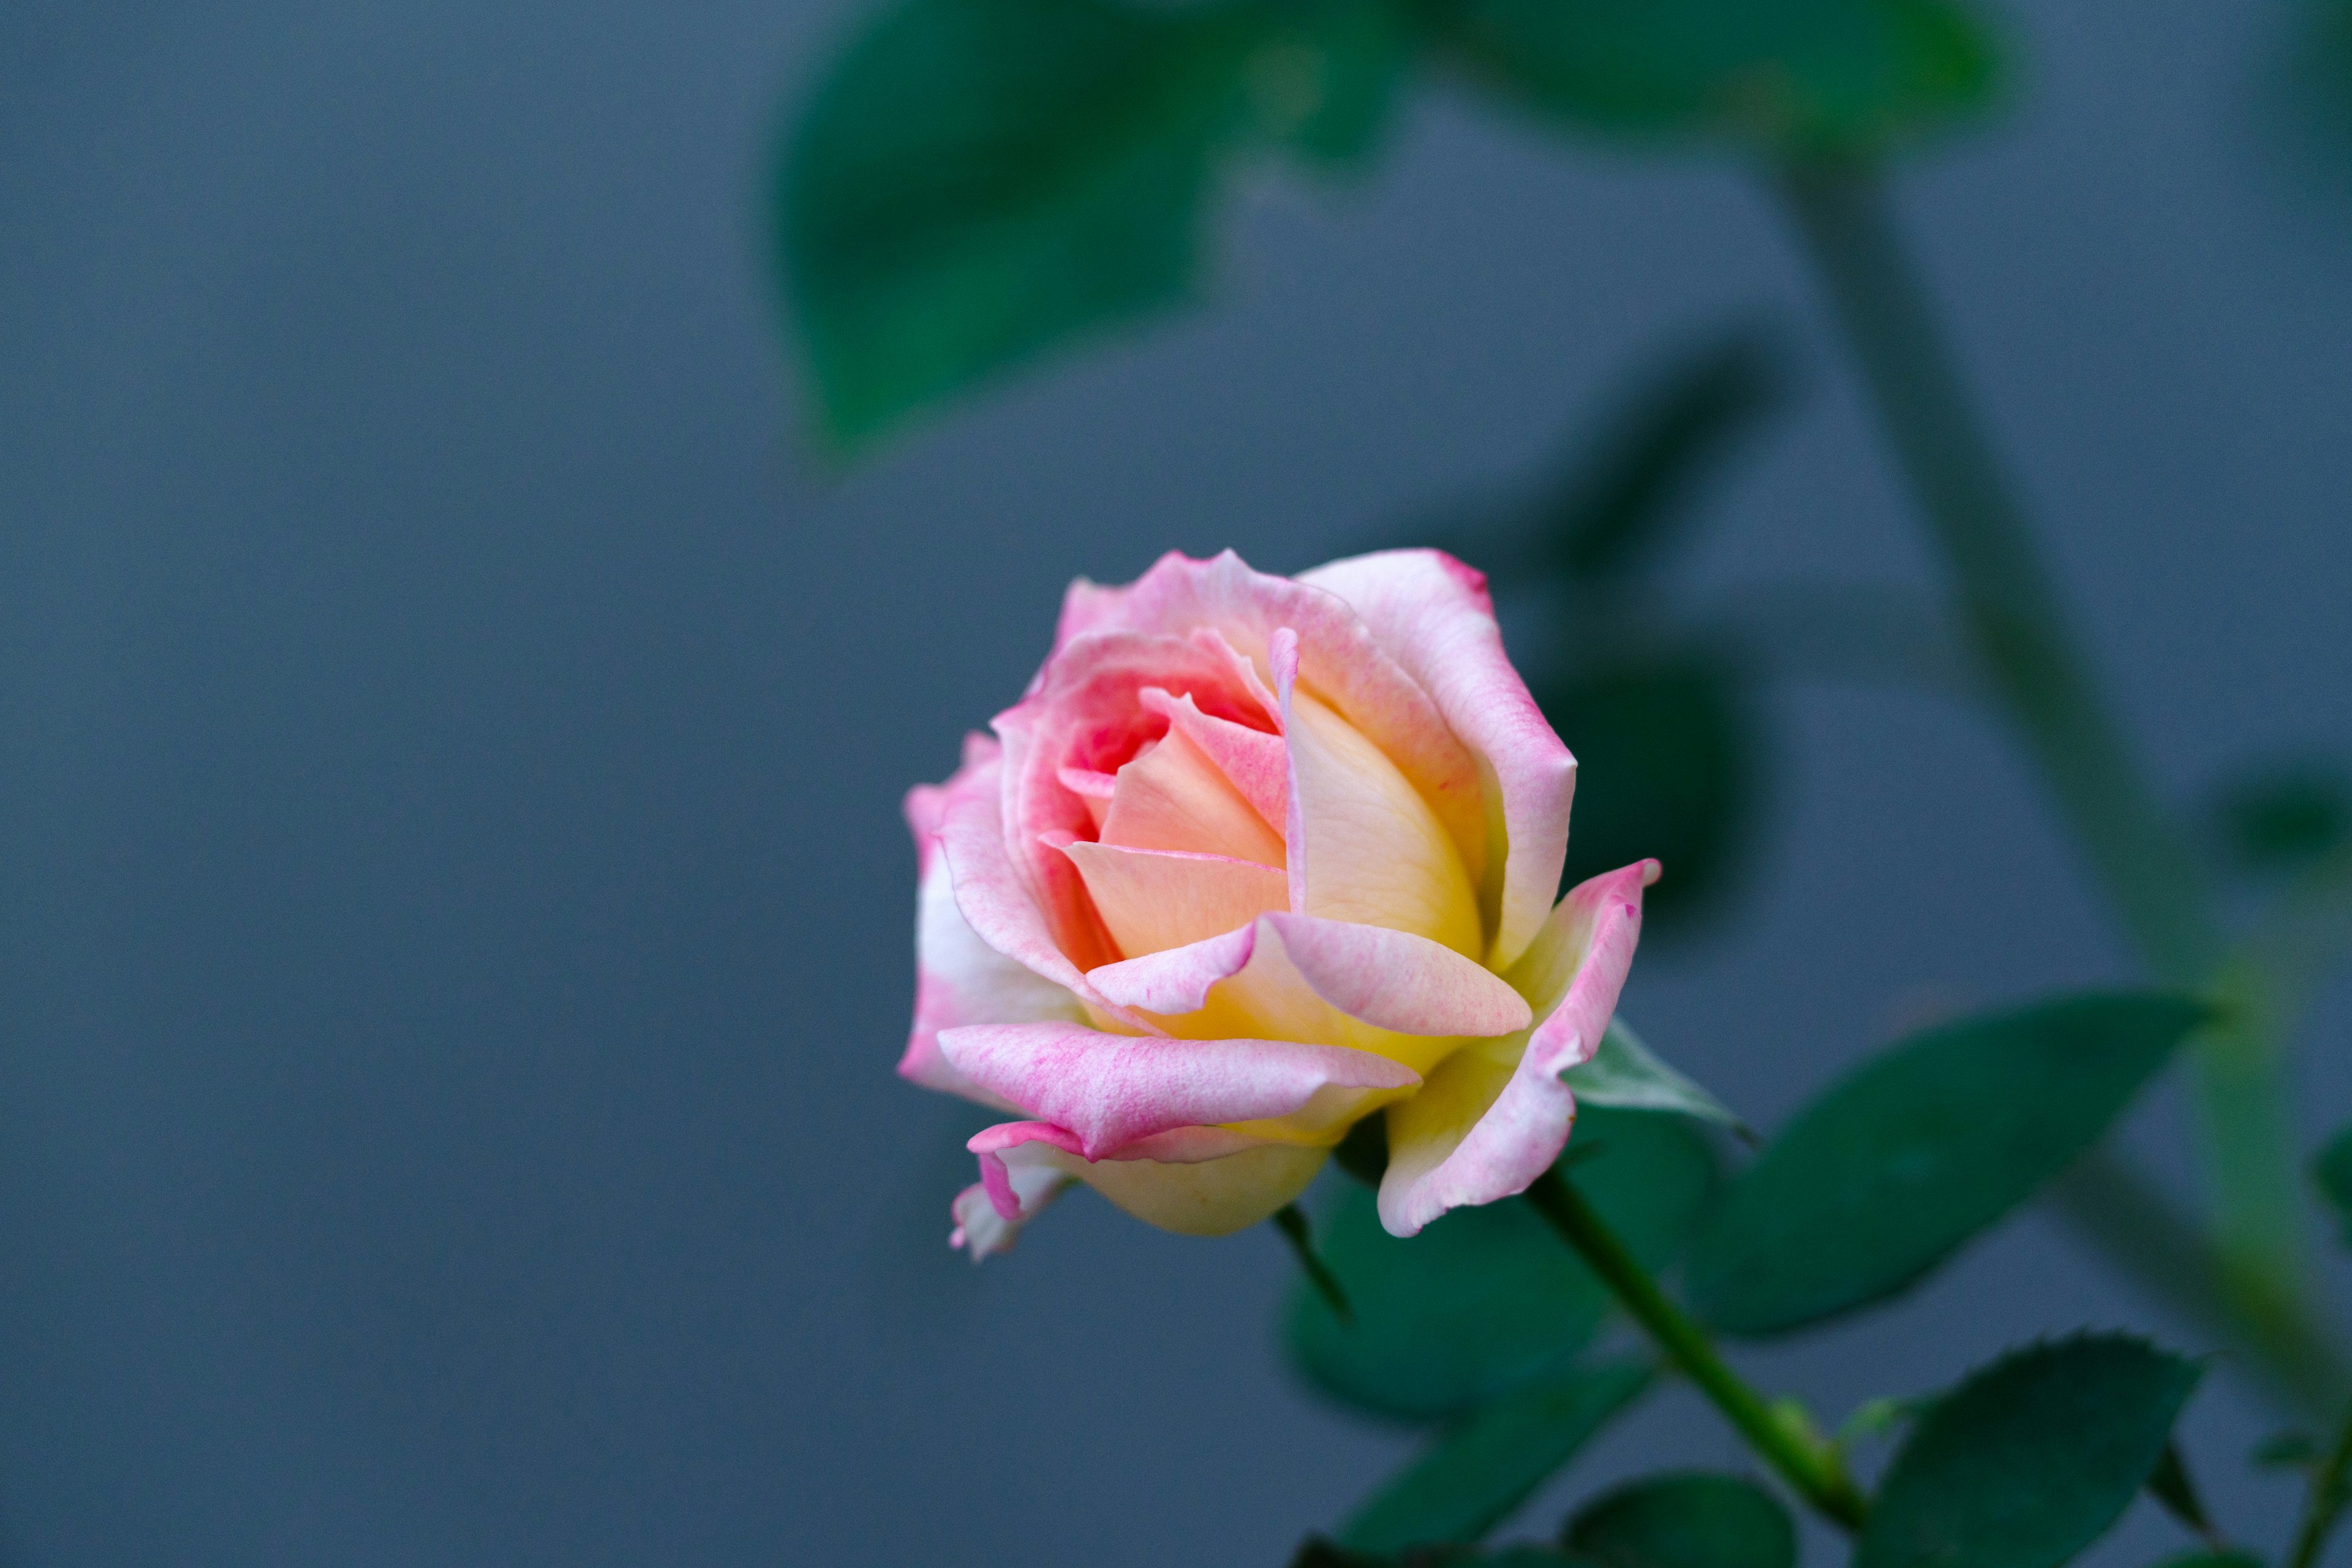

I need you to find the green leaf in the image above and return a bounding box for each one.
[1687,992,2207,1336]
[2206,757,2352,875]
[1431,0,2001,158]
[1562,1473,1796,1568]
[1537,655,1759,933]
[1340,1361,1655,1551]
[1287,1108,1714,1421]
[2315,1125,2352,1246]
[2149,1555,2264,1568]
[1856,1334,2204,1568]
[1563,1020,1751,1139]
[2254,1431,2325,1471]
[2143,1442,2220,1547]
[1537,330,1789,586]
[780,0,1408,447]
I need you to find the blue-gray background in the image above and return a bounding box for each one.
[4,2,2350,1564]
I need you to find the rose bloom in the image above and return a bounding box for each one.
[901,549,1655,1257]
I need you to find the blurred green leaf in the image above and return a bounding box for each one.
[2255,1431,2326,1471]
[1287,1108,1714,1421]
[1537,330,1789,586]
[1562,1473,1796,1568]
[1687,993,2208,1337]
[1401,326,1789,593]
[1340,1361,1655,1551]
[2149,1555,2264,1568]
[1431,0,2000,157]
[1856,1334,2203,1568]
[1333,1110,1393,1186]
[2315,1125,2352,1246]
[2144,1442,2220,1547]
[2206,757,2352,876]
[1537,655,1759,932]
[780,0,1408,447]
[1562,1019,1752,1138]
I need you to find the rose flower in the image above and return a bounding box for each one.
[901,550,1655,1257]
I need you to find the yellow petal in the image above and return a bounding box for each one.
[1286,688,1482,957]
[1061,840,1287,959]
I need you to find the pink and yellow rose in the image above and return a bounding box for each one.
[900,549,1655,1257]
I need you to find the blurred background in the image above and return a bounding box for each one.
[4,1,2352,1563]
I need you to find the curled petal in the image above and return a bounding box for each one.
[1301,551,1577,971]
[950,1139,1073,1261]
[1086,922,1262,1016]
[1259,911,1530,1038]
[1376,861,1654,1237]
[937,1020,1419,1159]
[1086,913,1529,1055]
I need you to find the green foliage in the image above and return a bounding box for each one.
[2315,1125,2352,1246]
[1339,1361,1655,1551]
[1855,1334,2203,1568]
[1562,1020,1751,1138]
[1538,656,1758,929]
[1561,1473,1796,1568]
[1687,992,2207,1336]
[2148,1555,2264,1568]
[780,0,1408,446]
[2206,757,2352,875]
[1531,330,1789,586]
[2256,1431,2327,1471]
[1287,1108,1715,1420]
[2143,1442,2220,1547]
[1430,0,2000,157]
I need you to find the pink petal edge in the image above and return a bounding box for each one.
[1375,859,1655,1237]
[1300,550,1577,972]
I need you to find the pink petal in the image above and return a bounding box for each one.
[1301,551,1577,971]
[934,743,1126,1014]
[1087,922,1263,1015]
[1376,861,1654,1237]
[993,630,1280,974]
[949,1139,1074,1260]
[902,751,1090,1101]
[1048,551,1487,889]
[1059,841,1288,959]
[1273,629,1482,957]
[1087,913,1528,1082]
[1258,911,1529,1038]
[1099,723,1287,865]
[936,1020,1419,1159]
[1138,687,1289,827]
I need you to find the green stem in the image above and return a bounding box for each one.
[1525,1167,1870,1531]
[1772,160,2319,1370]
[1272,1202,1353,1322]
[2285,1393,2352,1568]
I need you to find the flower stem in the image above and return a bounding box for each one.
[2285,1392,2352,1568]
[1524,1167,1871,1531]
[1771,160,2326,1390]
